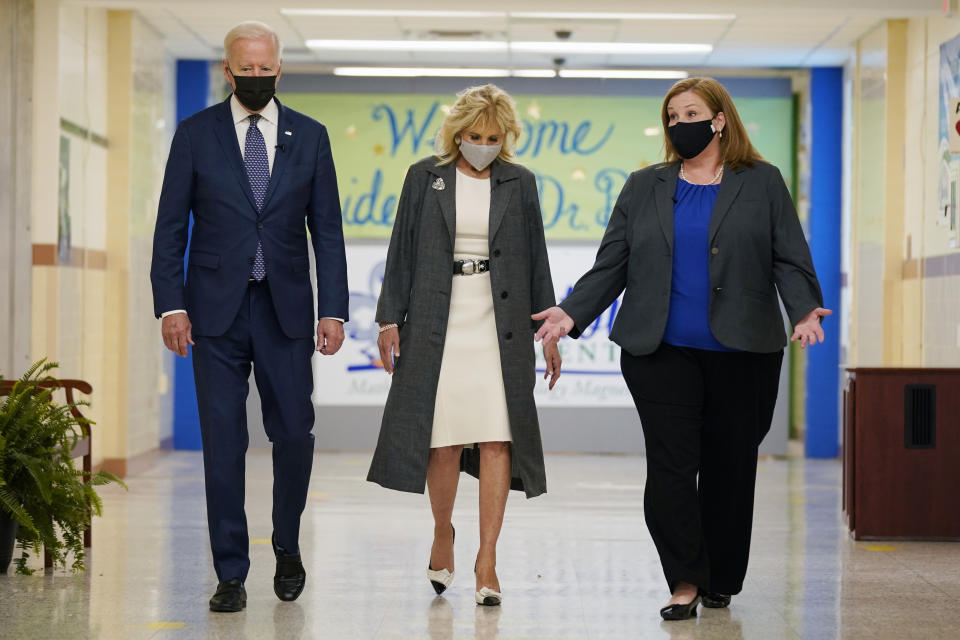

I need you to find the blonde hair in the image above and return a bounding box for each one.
[661,77,763,170]
[434,84,522,165]
[223,21,283,64]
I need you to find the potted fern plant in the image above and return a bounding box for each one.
[0,360,124,574]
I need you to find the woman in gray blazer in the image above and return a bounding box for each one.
[367,85,561,606]
[534,77,832,620]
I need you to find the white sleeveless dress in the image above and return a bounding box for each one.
[429,170,513,448]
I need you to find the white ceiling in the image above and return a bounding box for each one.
[70,0,945,70]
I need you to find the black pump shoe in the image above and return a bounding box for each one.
[701,591,731,608]
[427,524,456,594]
[660,595,700,621]
[209,578,246,612]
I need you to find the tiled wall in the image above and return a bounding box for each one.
[849,19,960,369]
[848,23,888,368]
[31,5,111,466]
[126,14,172,457]
[906,18,960,366]
[29,6,173,473]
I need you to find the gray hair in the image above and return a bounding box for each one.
[223,21,283,63]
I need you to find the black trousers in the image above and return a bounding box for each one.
[621,343,783,595]
[191,280,316,582]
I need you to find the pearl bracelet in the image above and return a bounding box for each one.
[378,323,398,333]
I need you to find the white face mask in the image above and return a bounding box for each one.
[459,139,502,171]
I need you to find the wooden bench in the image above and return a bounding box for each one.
[0,378,93,568]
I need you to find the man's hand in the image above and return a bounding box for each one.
[161,313,195,357]
[317,318,345,355]
[377,325,400,374]
[543,341,562,390]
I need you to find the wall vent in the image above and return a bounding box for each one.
[904,384,936,449]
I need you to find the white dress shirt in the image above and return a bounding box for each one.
[162,95,342,324]
[231,93,279,172]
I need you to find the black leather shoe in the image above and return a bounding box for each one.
[209,578,246,612]
[272,533,306,601]
[660,595,700,621]
[701,591,731,608]
[274,553,306,601]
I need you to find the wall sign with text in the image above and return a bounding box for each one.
[283,93,794,241]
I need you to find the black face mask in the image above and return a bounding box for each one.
[230,72,277,112]
[667,119,716,159]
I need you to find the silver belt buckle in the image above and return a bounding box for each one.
[461,259,476,275]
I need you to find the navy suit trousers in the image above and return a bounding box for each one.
[191,280,315,582]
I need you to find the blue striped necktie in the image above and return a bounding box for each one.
[244,114,268,281]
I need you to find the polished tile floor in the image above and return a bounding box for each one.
[1,450,958,639]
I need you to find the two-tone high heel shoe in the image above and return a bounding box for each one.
[474,559,502,606]
[426,524,455,595]
[475,586,502,606]
[659,594,700,621]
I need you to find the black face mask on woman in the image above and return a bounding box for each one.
[668,119,717,159]
[230,72,277,112]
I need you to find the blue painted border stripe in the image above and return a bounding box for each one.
[172,60,209,450]
[805,67,843,458]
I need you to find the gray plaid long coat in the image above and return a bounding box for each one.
[366,156,555,498]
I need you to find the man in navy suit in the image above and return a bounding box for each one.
[150,21,348,612]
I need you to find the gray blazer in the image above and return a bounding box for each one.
[561,161,822,355]
[367,156,555,498]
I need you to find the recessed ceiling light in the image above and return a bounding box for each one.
[307,39,508,52]
[513,42,712,55]
[332,67,557,78]
[282,9,735,21]
[307,40,711,55]
[510,69,558,78]
[510,12,735,21]
[283,9,504,18]
[558,69,689,79]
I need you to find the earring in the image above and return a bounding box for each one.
[719,131,723,139]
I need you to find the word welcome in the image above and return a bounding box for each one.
[371,102,615,159]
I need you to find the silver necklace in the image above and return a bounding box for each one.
[680,163,723,185]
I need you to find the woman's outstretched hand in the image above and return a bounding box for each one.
[543,342,562,390]
[378,325,400,373]
[532,306,575,346]
[790,307,833,348]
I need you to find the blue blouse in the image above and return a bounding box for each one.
[661,178,736,352]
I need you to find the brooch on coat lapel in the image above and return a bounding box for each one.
[432,177,445,191]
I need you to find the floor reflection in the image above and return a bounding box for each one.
[474,601,502,639]
[427,596,453,640]
[1,452,958,639]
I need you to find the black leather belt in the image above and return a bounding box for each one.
[453,258,489,275]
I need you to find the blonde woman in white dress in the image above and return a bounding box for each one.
[368,85,561,605]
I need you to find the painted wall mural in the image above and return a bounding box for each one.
[283,92,795,241]
[284,89,795,407]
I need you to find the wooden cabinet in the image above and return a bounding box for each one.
[843,368,960,540]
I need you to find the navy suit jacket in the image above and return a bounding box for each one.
[150,96,349,339]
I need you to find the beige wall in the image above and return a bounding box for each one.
[28,4,173,475]
[0,0,35,376]
[848,17,960,368]
[907,17,960,366]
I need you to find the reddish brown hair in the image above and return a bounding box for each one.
[661,77,764,169]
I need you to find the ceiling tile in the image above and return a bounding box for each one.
[76,0,940,71]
